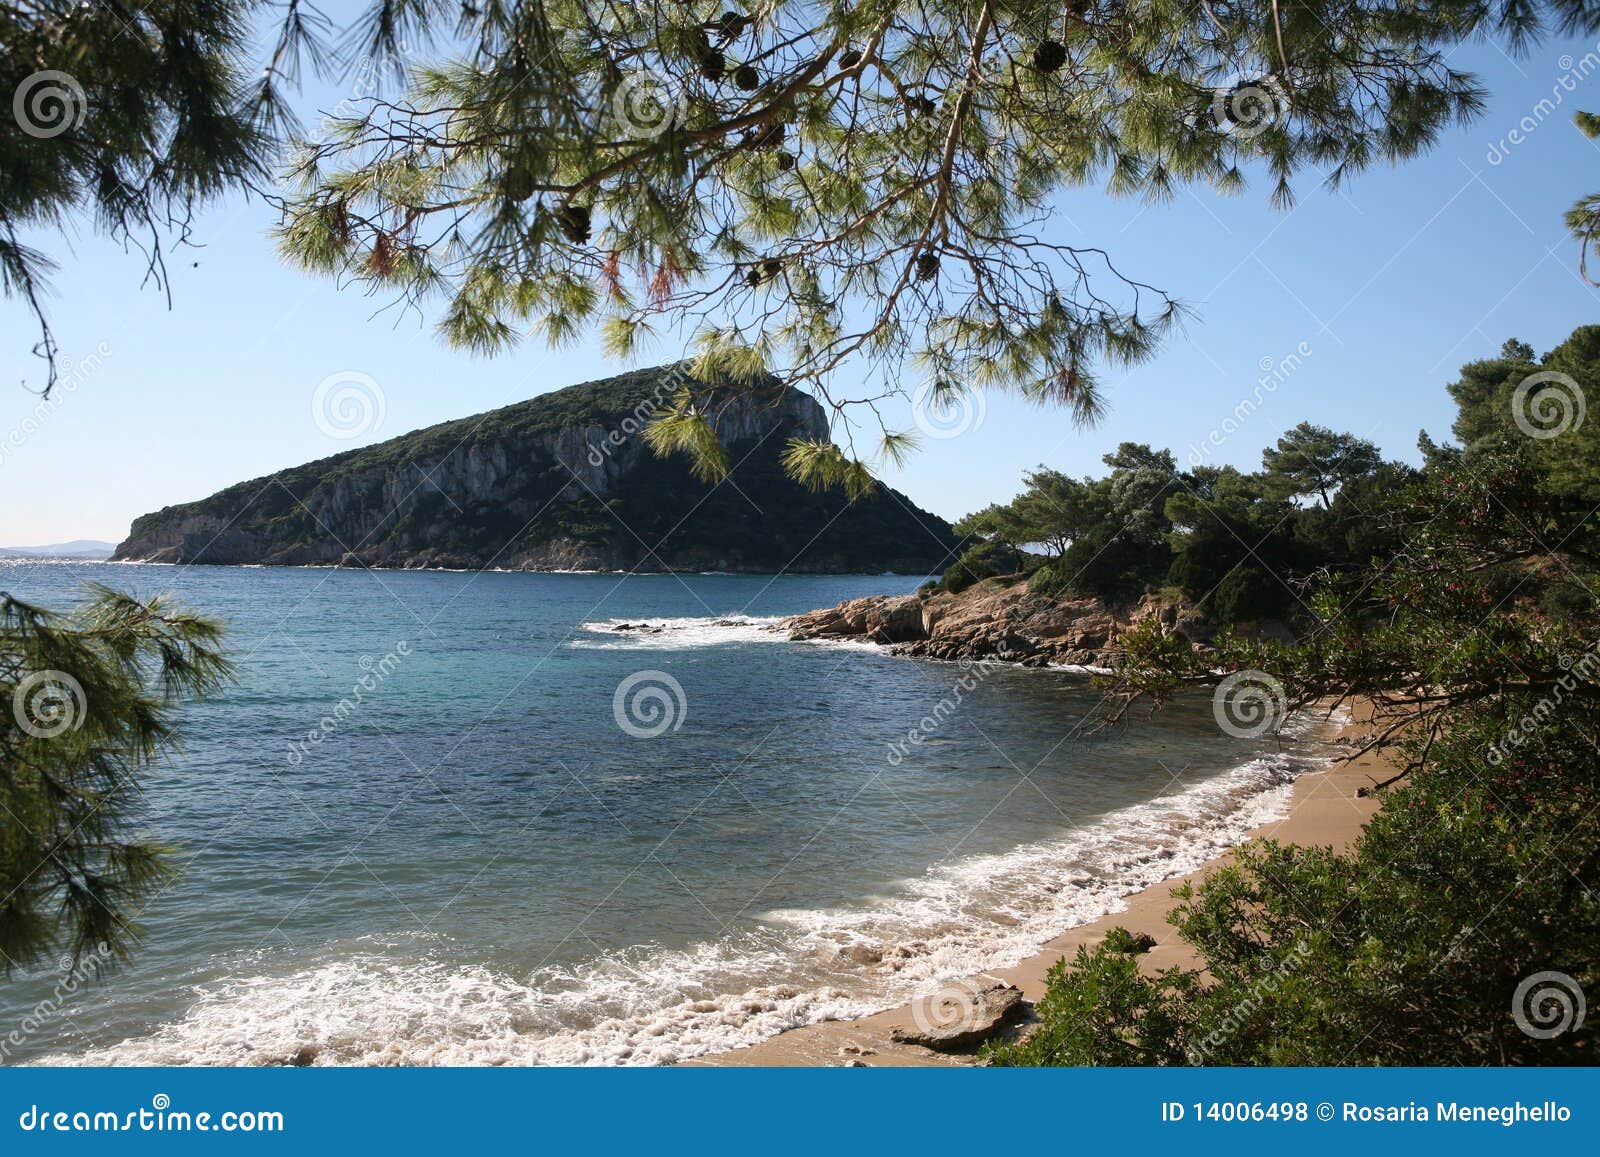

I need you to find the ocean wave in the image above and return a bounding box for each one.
[569,614,881,653]
[43,730,1339,1068]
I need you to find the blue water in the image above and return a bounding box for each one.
[0,562,1335,1065]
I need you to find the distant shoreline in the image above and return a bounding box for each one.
[52,559,940,579]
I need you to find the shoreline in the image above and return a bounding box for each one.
[692,703,1386,1067]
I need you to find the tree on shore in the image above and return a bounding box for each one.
[986,330,1600,1065]
[2,2,252,975]
[1,589,230,974]
[1259,422,1381,509]
[1,0,275,394]
[267,0,1600,483]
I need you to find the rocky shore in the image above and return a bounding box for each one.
[783,579,1232,669]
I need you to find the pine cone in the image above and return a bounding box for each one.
[699,48,727,81]
[554,204,591,245]
[734,64,760,90]
[839,48,862,70]
[1033,40,1066,74]
[915,252,939,282]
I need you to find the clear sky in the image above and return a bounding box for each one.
[4,18,1598,546]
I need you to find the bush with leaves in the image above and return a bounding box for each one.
[986,428,1600,1065]
[1,587,230,974]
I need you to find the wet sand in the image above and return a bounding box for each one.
[693,706,1387,1067]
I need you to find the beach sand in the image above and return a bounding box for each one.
[693,705,1389,1067]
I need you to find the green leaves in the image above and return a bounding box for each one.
[1,587,231,974]
[780,438,876,499]
[2,0,273,393]
[262,0,1591,484]
[641,390,731,482]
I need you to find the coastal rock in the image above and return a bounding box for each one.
[112,366,958,574]
[786,581,1197,669]
[889,980,1026,1052]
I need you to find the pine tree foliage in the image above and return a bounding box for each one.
[1,1,276,393]
[270,0,1600,483]
[0,587,231,975]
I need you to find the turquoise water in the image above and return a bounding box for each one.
[0,562,1334,1065]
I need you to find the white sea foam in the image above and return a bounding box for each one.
[44,725,1340,1068]
[570,615,880,653]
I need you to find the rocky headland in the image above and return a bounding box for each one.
[113,366,958,574]
[784,578,1257,669]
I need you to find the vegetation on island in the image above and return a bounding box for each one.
[983,325,1599,1065]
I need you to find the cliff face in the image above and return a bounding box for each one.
[114,367,959,574]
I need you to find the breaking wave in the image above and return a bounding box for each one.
[44,732,1339,1067]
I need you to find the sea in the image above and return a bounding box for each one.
[0,562,1340,1065]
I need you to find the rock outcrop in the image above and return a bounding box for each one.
[889,979,1027,1052]
[784,580,1209,668]
[113,366,959,573]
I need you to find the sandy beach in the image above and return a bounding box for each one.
[694,704,1388,1066]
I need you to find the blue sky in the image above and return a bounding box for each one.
[3,22,1598,545]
